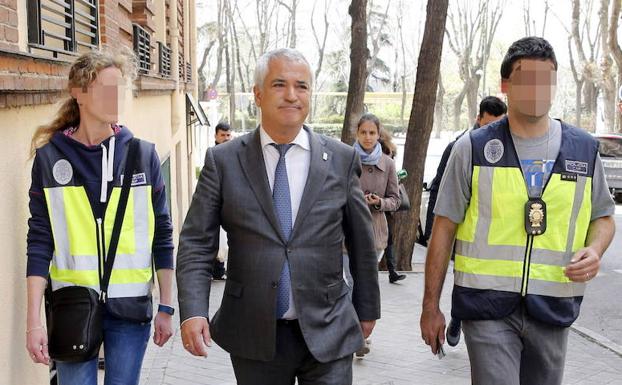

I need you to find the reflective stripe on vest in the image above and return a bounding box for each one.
[45,185,154,298]
[455,165,591,298]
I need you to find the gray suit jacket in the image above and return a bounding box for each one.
[176,126,380,363]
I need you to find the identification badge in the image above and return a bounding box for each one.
[561,172,578,182]
[525,198,546,235]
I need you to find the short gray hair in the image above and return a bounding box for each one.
[254,48,314,89]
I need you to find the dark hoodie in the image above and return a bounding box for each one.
[27,126,174,277]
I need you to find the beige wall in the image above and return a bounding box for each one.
[122,90,189,243]
[0,104,58,385]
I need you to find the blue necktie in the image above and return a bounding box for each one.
[272,143,294,319]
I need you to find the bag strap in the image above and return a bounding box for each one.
[100,138,140,301]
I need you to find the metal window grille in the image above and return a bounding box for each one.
[158,42,171,78]
[178,53,185,81]
[27,0,99,58]
[133,24,151,74]
[185,62,192,82]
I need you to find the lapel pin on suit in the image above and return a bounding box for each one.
[322,152,328,161]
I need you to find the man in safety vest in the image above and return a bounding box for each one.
[420,36,615,385]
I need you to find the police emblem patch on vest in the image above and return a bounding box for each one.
[565,160,588,174]
[52,159,73,185]
[484,139,504,164]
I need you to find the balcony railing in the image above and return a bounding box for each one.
[27,0,99,58]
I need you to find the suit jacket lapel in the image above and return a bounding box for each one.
[291,128,331,239]
[238,129,286,244]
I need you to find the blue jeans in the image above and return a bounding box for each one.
[56,309,151,385]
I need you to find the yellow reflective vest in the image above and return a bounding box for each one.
[452,117,597,326]
[37,139,156,321]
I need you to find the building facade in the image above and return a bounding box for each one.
[0,1,198,383]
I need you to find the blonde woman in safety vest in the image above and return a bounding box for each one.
[25,50,175,385]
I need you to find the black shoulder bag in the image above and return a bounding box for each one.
[47,138,140,362]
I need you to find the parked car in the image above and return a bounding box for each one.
[594,133,622,203]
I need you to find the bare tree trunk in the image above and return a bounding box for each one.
[227,0,247,93]
[607,0,622,132]
[393,0,449,270]
[310,0,330,122]
[397,0,408,128]
[452,85,467,130]
[341,0,368,145]
[598,0,616,131]
[569,38,584,126]
[212,0,226,88]
[198,39,216,100]
[224,1,235,126]
[433,74,445,139]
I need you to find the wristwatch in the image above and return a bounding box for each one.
[158,304,175,316]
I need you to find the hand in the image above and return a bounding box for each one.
[26,326,49,365]
[181,318,212,357]
[360,320,376,339]
[365,194,381,206]
[565,246,601,282]
[420,307,446,355]
[153,312,174,347]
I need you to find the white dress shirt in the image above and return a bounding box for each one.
[260,126,311,319]
[181,127,311,326]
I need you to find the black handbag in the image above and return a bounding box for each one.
[397,183,411,211]
[47,138,139,362]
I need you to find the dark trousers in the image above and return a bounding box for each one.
[213,260,226,279]
[384,213,398,274]
[231,320,353,385]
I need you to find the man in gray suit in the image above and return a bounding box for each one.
[176,48,381,385]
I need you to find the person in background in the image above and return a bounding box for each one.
[351,113,400,357]
[26,50,174,385]
[212,121,234,281]
[379,129,407,284]
[422,96,507,247]
[215,122,233,145]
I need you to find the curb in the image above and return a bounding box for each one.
[571,325,622,358]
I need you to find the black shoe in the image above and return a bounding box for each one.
[446,318,461,347]
[389,273,406,283]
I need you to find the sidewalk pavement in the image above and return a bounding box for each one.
[139,244,622,385]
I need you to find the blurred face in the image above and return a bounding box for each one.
[215,130,232,144]
[477,112,505,127]
[72,66,125,124]
[253,58,311,133]
[357,120,380,152]
[501,59,556,119]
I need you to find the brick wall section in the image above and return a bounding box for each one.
[99,0,132,49]
[0,51,69,108]
[0,0,18,51]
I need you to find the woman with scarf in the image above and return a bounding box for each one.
[351,113,400,357]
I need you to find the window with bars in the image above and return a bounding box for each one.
[27,0,99,58]
[178,53,184,82]
[185,62,192,83]
[158,42,171,78]
[133,24,151,74]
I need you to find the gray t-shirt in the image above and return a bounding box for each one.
[435,119,615,224]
